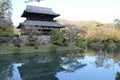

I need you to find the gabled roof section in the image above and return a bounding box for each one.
[21,5,60,17]
[18,20,65,28]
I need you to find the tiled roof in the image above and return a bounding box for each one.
[24,5,60,16]
[18,20,65,28]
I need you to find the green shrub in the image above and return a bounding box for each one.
[49,44,57,52]
[50,29,70,46]
[50,30,64,45]
[106,38,114,43]
[92,37,100,42]
[74,36,86,47]
[63,38,69,46]
[14,43,21,48]
[87,36,94,43]
[116,41,120,46]
[12,47,20,54]
[27,35,36,46]
[34,46,39,49]
[0,26,14,37]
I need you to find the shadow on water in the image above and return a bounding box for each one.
[0,47,120,80]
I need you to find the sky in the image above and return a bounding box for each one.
[12,0,120,26]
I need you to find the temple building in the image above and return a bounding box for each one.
[18,5,65,35]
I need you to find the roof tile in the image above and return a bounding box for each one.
[19,20,65,28]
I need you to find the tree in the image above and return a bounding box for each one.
[0,0,13,28]
[50,29,64,45]
[0,26,14,37]
[114,19,120,30]
[0,0,14,37]
[27,35,37,46]
[50,29,70,46]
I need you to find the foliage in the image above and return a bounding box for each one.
[74,36,86,48]
[80,26,95,31]
[116,72,120,80]
[57,19,120,47]
[49,44,57,52]
[34,46,39,49]
[12,47,20,54]
[95,25,110,42]
[57,19,100,31]
[0,0,13,28]
[60,29,69,46]
[0,26,14,37]
[111,31,120,41]
[26,35,36,46]
[0,0,14,37]
[14,43,21,48]
[114,19,120,30]
[50,29,63,44]
[110,31,120,46]
[50,29,64,45]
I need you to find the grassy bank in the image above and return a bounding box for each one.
[0,43,80,54]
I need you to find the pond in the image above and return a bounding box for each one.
[0,47,120,80]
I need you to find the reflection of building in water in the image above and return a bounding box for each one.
[18,53,64,80]
[18,52,86,80]
[18,62,63,80]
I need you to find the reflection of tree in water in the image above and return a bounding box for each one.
[88,46,120,69]
[0,54,23,80]
[95,48,114,69]
[60,53,87,72]
[113,47,120,67]
[0,62,13,80]
[115,72,120,80]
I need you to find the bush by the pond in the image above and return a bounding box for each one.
[14,43,21,48]
[0,26,14,37]
[26,35,37,46]
[49,44,57,52]
[74,36,86,48]
[116,41,120,46]
[34,46,39,49]
[50,29,69,46]
[50,30,64,45]
[12,47,20,54]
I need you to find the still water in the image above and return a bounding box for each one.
[0,47,120,80]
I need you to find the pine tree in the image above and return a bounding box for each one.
[114,19,120,30]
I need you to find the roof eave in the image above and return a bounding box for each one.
[21,10,60,17]
[18,20,65,28]
[17,24,22,29]
[21,10,26,17]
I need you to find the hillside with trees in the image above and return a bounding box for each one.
[57,19,115,31]
[57,19,120,48]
